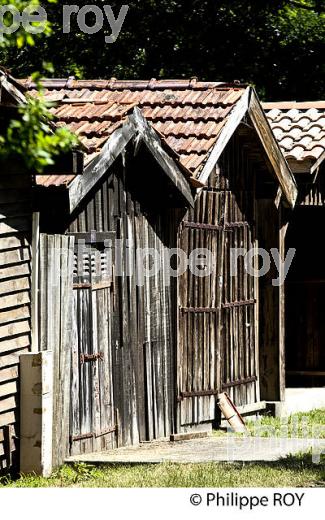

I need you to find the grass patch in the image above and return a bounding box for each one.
[1,454,324,488]
[213,408,325,439]
[2,410,324,488]
[247,408,325,438]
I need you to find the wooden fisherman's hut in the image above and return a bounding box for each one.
[0,75,297,472]
[265,101,325,390]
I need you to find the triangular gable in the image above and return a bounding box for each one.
[198,87,298,207]
[69,106,195,213]
[68,86,297,213]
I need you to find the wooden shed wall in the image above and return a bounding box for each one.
[177,133,260,427]
[0,172,32,471]
[66,152,183,448]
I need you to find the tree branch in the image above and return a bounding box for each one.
[288,1,324,13]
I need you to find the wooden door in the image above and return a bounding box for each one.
[177,188,226,426]
[220,191,259,407]
[177,185,259,428]
[69,233,117,455]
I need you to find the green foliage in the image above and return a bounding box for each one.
[0,1,78,173]
[1,0,322,100]
[0,0,54,48]
[0,1,323,171]
[1,409,324,488]
[245,408,325,438]
[1,71,78,172]
[0,456,324,488]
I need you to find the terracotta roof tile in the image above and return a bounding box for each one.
[264,101,325,166]
[20,78,246,187]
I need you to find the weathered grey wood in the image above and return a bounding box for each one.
[130,108,194,207]
[0,72,26,104]
[0,305,30,325]
[257,199,282,401]
[0,235,29,252]
[235,401,267,415]
[0,381,17,397]
[68,233,118,455]
[248,91,297,208]
[0,165,32,470]
[0,265,30,282]
[0,323,30,344]
[0,350,28,368]
[0,277,30,296]
[70,283,81,456]
[31,213,40,353]
[69,117,136,213]
[0,248,30,267]
[198,87,250,186]
[38,234,75,467]
[178,132,263,424]
[0,396,16,413]
[0,411,15,429]
[0,366,19,384]
[69,108,194,214]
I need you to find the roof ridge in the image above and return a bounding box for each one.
[263,101,325,110]
[19,77,247,91]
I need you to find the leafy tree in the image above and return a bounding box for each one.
[0,0,78,172]
[0,1,324,100]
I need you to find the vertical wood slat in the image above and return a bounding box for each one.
[178,133,260,425]
[68,155,178,448]
[69,237,117,456]
[38,234,74,467]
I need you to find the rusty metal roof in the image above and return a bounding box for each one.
[263,101,325,166]
[19,78,247,187]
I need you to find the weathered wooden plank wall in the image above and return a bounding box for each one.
[67,151,181,449]
[177,181,224,425]
[38,234,75,466]
[220,137,259,407]
[68,236,117,455]
[0,173,32,471]
[177,133,259,427]
[257,200,285,401]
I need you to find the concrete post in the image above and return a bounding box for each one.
[20,351,53,477]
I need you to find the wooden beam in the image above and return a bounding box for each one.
[68,117,137,213]
[130,107,194,207]
[0,72,26,105]
[248,90,298,208]
[311,149,325,177]
[198,87,251,186]
[31,212,40,353]
[235,401,267,416]
[257,199,287,402]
